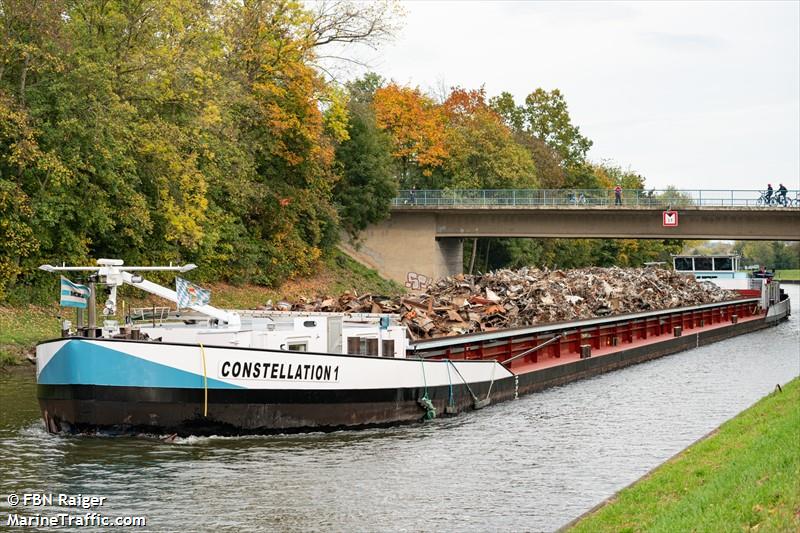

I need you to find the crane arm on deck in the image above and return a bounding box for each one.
[39,259,240,327]
[119,272,240,327]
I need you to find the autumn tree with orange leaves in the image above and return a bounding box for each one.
[373,84,448,186]
[442,87,537,189]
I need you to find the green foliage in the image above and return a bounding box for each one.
[347,72,385,104]
[0,0,689,296]
[734,241,800,270]
[469,237,683,272]
[652,185,695,207]
[0,0,402,299]
[522,88,593,168]
[0,304,60,366]
[440,87,537,189]
[334,98,396,236]
[491,89,593,169]
[0,178,38,299]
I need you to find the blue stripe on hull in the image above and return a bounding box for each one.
[39,340,242,389]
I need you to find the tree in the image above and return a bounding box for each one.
[441,87,537,189]
[0,0,403,299]
[373,83,448,184]
[489,91,525,132]
[490,90,578,188]
[654,185,696,208]
[734,241,800,270]
[347,71,385,104]
[334,92,396,237]
[491,89,593,170]
[522,88,593,168]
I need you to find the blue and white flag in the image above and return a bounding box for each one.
[60,276,90,308]
[176,277,211,309]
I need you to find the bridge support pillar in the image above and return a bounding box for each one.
[339,213,463,290]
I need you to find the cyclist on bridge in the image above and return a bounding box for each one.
[777,183,788,206]
[765,183,773,204]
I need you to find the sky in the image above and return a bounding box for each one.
[337,1,800,191]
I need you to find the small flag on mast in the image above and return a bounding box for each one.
[60,276,90,308]
[176,277,211,309]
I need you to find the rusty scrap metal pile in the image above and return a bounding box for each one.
[273,267,738,340]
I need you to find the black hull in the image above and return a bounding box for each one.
[38,311,785,436]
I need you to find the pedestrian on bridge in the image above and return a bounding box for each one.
[614,185,622,205]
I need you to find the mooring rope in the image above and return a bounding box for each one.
[417,356,436,420]
[447,359,480,404]
[445,359,454,408]
[485,362,497,401]
[199,342,208,417]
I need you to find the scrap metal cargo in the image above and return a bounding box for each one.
[264,266,738,339]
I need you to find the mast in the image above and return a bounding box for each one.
[40,259,240,327]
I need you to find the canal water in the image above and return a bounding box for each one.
[1,286,798,532]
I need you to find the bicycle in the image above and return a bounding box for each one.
[756,191,782,206]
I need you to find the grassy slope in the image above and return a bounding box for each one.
[0,304,61,366]
[775,269,800,281]
[0,250,403,366]
[568,377,800,533]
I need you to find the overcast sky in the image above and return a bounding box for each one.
[341,1,799,191]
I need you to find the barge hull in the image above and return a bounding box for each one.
[36,305,787,436]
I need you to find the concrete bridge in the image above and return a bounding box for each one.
[340,189,800,287]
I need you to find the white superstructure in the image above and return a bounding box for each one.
[40,259,408,358]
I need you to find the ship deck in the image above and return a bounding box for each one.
[509,308,766,376]
[415,298,767,376]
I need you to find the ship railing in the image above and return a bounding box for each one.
[235,309,401,319]
[130,306,171,326]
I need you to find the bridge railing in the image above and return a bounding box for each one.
[392,189,800,208]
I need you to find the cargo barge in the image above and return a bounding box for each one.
[35,260,790,436]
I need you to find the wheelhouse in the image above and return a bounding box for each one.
[672,254,745,280]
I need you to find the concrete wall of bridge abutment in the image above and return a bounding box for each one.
[340,206,800,286]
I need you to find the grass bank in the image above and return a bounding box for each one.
[0,250,402,367]
[567,377,800,533]
[775,269,800,281]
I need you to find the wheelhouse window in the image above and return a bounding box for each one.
[347,337,378,356]
[694,257,713,271]
[381,340,395,358]
[674,257,693,271]
[713,257,733,271]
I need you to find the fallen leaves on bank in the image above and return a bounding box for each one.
[259,267,738,340]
